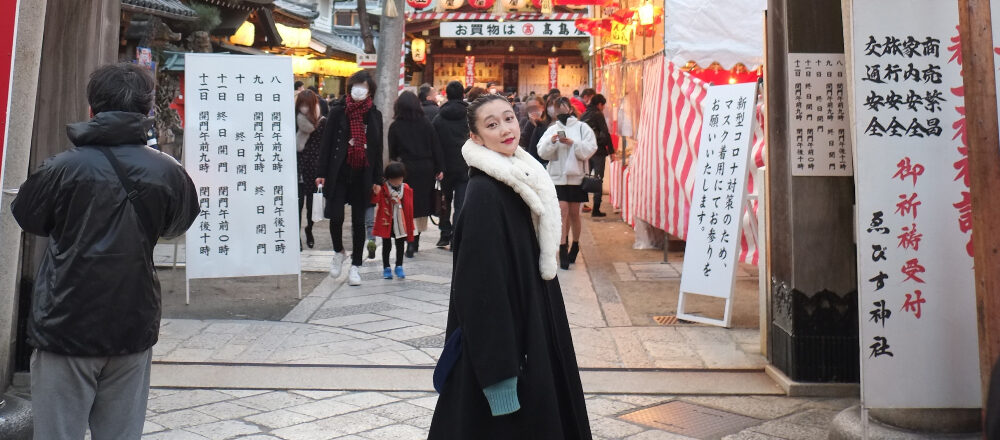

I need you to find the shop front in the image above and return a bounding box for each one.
[406,10,589,97]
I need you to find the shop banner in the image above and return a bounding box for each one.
[183,54,301,280]
[440,21,586,38]
[608,21,633,46]
[465,56,475,87]
[787,53,852,176]
[849,0,980,408]
[0,0,17,200]
[678,82,758,326]
[548,57,558,90]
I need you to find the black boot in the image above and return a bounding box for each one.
[406,241,415,258]
[305,223,315,248]
[568,241,580,264]
[413,234,420,253]
[436,232,451,248]
[559,244,570,270]
[591,209,607,218]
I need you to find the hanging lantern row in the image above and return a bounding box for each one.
[574,3,662,39]
[682,62,762,86]
[406,0,598,11]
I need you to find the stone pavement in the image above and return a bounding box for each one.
[153,220,766,370]
[135,388,857,440]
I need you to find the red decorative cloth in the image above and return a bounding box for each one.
[345,96,372,169]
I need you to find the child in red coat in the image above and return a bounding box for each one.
[372,162,415,279]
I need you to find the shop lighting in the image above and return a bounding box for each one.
[276,23,312,49]
[638,1,654,26]
[728,77,737,84]
[230,21,255,46]
[508,44,515,52]
[466,43,473,52]
[551,44,558,53]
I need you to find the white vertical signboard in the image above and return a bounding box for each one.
[849,0,980,408]
[183,54,301,283]
[787,53,853,176]
[678,82,758,328]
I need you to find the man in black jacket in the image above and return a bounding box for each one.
[580,94,613,217]
[11,63,199,439]
[432,81,470,247]
[420,84,440,123]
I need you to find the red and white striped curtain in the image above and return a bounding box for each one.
[613,56,767,265]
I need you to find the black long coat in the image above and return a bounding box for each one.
[428,169,592,440]
[388,117,444,218]
[317,98,384,201]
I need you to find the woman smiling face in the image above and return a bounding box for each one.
[469,98,520,156]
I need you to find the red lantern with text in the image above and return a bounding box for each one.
[407,0,432,8]
[468,0,495,10]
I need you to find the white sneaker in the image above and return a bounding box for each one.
[329,251,346,278]
[348,265,362,286]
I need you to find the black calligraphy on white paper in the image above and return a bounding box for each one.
[787,53,853,176]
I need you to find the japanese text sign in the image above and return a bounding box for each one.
[608,21,633,46]
[680,82,758,300]
[183,54,301,280]
[548,57,559,90]
[850,0,980,408]
[440,21,586,39]
[787,53,853,176]
[465,56,475,87]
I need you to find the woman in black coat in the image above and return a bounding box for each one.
[388,91,444,257]
[428,94,591,439]
[315,70,384,286]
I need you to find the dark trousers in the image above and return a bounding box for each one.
[383,235,406,268]
[438,175,468,238]
[298,183,314,230]
[327,172,368,267]
[589,155,607,211]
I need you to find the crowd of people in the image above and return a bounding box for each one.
[293,72,614,285]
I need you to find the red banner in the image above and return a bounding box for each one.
[465,56,475,87]
[548,57,558,90]
[0,0,19,189]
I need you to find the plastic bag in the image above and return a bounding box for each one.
[311,185,325,223]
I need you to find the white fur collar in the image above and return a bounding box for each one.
[461,139,561,280]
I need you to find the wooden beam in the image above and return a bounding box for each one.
[958,0,1000,407]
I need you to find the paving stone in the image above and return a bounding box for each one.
[148,390,233,413]
[607,395,675,407]
[358,424,427,440]
[746,419,828,440]
[234,392,315,412]
[218,390,271,398]
[245,409,318,429]
[401,334,444,348]
[312,303,401,321]
[185,420,261,440]
[144,421,167,434]
[375,325,443,342]
[149,409,221,429]
[680,396,808,420]
[367,401,434,421]
[344,319,415,333]
[330,392,399,409]
[589,416,647,438]
[286,399,360,419]
[142,429,211,439]
[269,421,341,440]
[721,431,786,440]
[290,390,349,400]
[315,411,396,436]
[626,430,698,439]
[585,396,638,417]
[194,402,261,420]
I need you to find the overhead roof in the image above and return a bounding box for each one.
[120,0,199,21]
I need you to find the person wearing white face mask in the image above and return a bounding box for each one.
[296,90,325,249]
[315,70,385,286]
[536,97,598,270]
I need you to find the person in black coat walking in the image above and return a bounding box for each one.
[388,91,445,257]
[11,63,200,439]
[432,81,471,247]
[428,94,591,439]
[316,70,384,286]
[419,84,440,123]
[579,94,613,217]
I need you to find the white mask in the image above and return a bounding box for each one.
[351,85,369,101]
[298,106,309,114]
[489,88,498,94]
[546,106,557,118]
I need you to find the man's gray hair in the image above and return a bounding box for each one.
[87,63,155,115]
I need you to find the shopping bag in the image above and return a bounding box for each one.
[311,185,325,222]
[433,180,447,218]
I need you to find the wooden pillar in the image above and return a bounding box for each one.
[765,0,858,382]
[16,0,121,369]
[957,0,1000,406]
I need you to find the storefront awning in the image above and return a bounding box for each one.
[121,0,199,21]
[406,11,586,20]
[311,29,364,60]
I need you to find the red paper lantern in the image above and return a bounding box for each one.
[468,0,495,9]
[407,0,432,8]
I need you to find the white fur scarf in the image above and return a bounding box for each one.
[462,139,562,280]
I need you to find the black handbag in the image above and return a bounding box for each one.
[581,169,603,193]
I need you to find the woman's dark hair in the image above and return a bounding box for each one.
[588,94,607,108]
[466,94,512,135]
[295,89,321,127]
[87,63,155,115]
[466,87,486,102]
[346,70,377,98]
[554,96,577,117]
[385,161,407,179]
[393,91,425,121]
[541,94,561,125]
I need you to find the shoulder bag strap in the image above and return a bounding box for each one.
[97,147,157,237]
